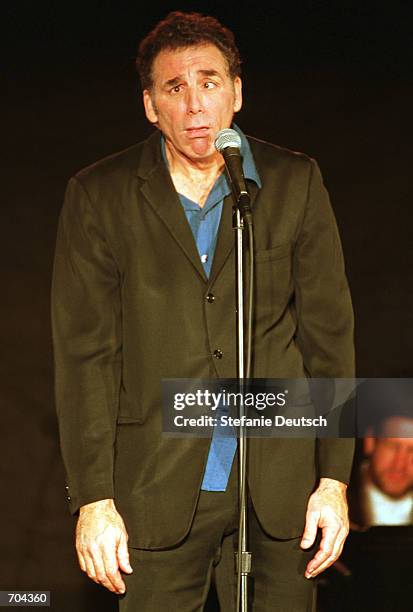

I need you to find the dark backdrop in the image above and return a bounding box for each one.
[2,2,413,610]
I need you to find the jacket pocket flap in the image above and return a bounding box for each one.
[255,243,292,263]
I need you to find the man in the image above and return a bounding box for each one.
[349,401,413,528]
[361,417,413,523]
[52,11,355,611]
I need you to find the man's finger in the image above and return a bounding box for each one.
[83,551,99,583]
[76,549,86,573]
[117,532,133,574]
[309,526,348,577]
[102,545,126,594]
[305,524,338,578]
[307,549,339,577]
[86,543,121,593]
[300,510,319,549]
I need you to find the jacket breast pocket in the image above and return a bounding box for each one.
[253,242,293,314]
[254,242,292,264]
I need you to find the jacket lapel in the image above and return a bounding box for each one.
[136,131,260,286]
[208,180,260,287]
[137,131,208,282]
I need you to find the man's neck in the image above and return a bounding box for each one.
[165,140,224,207]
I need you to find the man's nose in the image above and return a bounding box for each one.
[186,87,204,114]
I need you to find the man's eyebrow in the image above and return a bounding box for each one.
[198,69,222,78]
[164,76,182,88]
[163,69,224,88]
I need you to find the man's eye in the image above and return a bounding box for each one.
[204,81,216,89]
[171,85,182,93]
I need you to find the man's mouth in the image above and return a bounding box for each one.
[185,127,210,138]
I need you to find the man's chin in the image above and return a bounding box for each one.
[381,483,412,498]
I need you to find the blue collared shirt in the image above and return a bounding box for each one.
[161,124,261,277]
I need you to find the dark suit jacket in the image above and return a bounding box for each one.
[52,130,355,549]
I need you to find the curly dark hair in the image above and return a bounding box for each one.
[136,11,242,91]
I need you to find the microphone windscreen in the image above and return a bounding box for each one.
[214,128,242,152]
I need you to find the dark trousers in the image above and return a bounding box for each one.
[119,463,317,611]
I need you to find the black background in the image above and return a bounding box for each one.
[2,1,413,610]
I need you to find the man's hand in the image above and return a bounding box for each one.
[76,498,133,594]
[300,478,349,579]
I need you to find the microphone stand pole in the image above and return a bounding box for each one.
[233,207,252,612]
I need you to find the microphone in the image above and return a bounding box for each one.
[214,128,253,225]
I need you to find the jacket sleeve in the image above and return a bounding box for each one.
[293,159,355,484]
[51,176,122,514]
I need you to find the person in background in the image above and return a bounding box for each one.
[349,412,413,528]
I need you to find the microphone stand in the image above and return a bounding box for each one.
[215,128,254,611]
[233,206,253,612]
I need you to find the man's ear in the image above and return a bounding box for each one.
[364,427,377,456]
[143,90,158,124]
[233,76,243,113]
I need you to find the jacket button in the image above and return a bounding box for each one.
[213,349,223,359]
[206,293,215,303]
[65,485,69,491]
[67,496,71,502]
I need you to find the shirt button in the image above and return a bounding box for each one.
[201,254,208,263]
[206,293,215,303]
[213,349,223,359]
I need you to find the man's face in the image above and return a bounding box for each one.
[143,44,242,163]
[366,417,413,498]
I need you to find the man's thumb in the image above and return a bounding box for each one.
[300,513,318,549]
